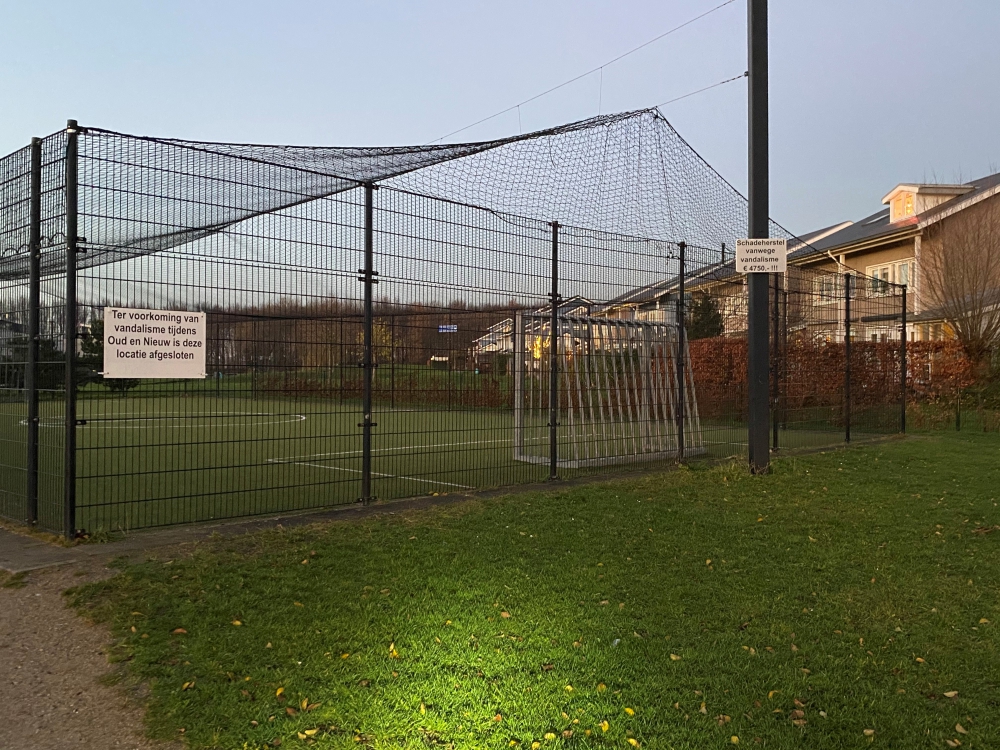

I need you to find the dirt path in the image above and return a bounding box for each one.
[0,563,181,750]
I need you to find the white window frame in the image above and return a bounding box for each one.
[865,259,914,297]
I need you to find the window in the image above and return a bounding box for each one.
[813,274,841,304]
[866,259,914,296]
[891,192,915,221]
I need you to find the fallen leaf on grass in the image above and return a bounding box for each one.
[597,682,606,692]
[627,739,640,747]
[172,628,187,634]
[624,707,634,715]
[276,687,284,697]
[598,720,609,732]
[669,654,682,661]
[945,740,962,748]
[232,620,242,626]
[500,611,511,619]
[716,715,731,726]
[285,707,297,716]
[699,703,707,715]
[562,730,573,738]
[494,713,502,722]
[943,691,958,698]
[731,737,739,745]
[181,681,195,691]
[863,729,875,736]
[419,702,426,715]
[544,732,556,740]
[956,724,968,734]
[389,643,400,659]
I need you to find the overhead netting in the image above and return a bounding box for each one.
[0,108,794,280]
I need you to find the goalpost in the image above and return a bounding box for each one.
[513,312,704,468]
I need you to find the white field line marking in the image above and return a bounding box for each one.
[271,437,513,462]
[25,412,308,429]
[280,460,474,489]
[270,434,548,463]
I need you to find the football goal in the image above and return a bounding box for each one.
[513,312,704,468]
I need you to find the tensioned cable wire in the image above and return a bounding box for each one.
[654,71,747,109]
[427,0,740,144]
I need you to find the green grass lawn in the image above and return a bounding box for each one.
[70,432,1000,749]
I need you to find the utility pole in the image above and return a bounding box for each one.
[747,0,770,473]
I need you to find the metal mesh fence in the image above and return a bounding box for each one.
[0,118,906,535]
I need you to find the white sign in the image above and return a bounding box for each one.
[102,307,206,379]
[736,238,787,274]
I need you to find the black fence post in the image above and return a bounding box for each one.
[26,137,42,525]
[676,241,686,460]
[781,288,788,431]
[549,221,560,480]
[360,183,376,504]
[844,272,851,444]
[771,272,780,451]
[64,121,79,539]
[901,285,907,433]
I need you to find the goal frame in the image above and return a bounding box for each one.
[513,311,704,468]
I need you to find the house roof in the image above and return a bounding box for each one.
[600,171,1000,312]
[790,171,1000,263]
[599,259,743,310]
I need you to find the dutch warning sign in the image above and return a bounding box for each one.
[736,238,787,274]
[102,307,206,379]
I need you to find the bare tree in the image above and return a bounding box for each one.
[922,196,1000,367]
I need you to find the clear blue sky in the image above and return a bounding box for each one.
[2,0,997,234]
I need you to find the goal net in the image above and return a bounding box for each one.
[513,312,704,468]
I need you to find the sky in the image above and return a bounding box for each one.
[1,0,998,234]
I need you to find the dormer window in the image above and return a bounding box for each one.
[883,183,973,222]
[891,193,916,222]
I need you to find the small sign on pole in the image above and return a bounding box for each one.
[438,324,458,333]
[736,238,787,274]
[102,307,206,379]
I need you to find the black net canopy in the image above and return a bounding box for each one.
[0,108,791,281]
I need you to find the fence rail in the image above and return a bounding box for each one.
[0,122,907,536]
